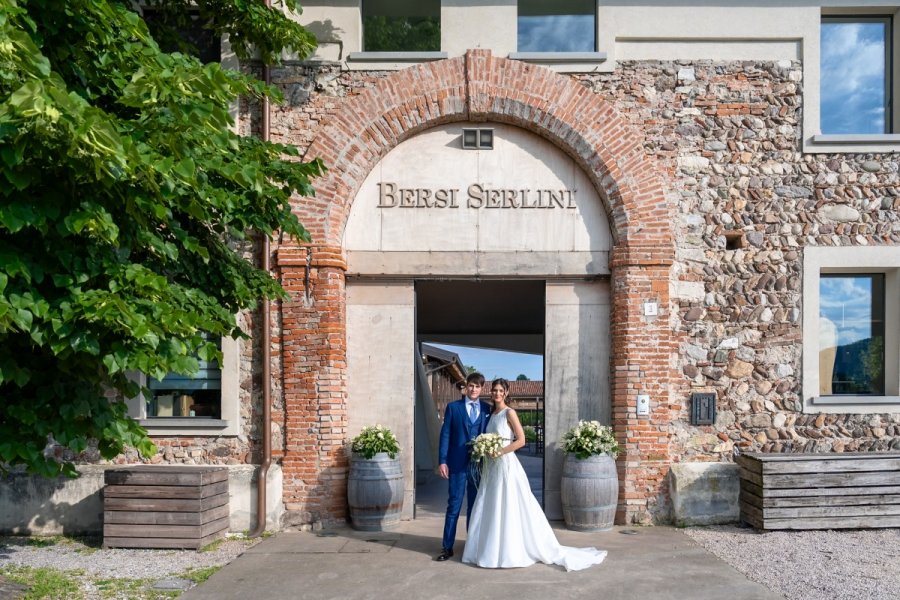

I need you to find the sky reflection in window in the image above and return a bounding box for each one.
[518,3,595,53]
[821,19,889,134]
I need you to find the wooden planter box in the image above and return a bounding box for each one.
[103,466,230,549]
[737,452,900,530]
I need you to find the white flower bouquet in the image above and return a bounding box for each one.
[351,424,400,459]
[561,420,619,460]
[470,432,504,461]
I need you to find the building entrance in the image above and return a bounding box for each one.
[413,280,546,518]
[346,277,610,520]
[343,120,614,520]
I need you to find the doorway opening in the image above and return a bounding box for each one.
[413,280,545,518]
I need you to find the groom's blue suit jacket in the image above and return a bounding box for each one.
[439,398,492,474]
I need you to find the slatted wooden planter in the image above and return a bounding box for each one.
[737,452,900,530]
[103,466,230,549]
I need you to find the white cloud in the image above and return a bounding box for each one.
[820,276,879,345]
[518,15,594,52]
[821,21,888,134]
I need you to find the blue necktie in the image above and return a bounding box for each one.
[468,402,478,423]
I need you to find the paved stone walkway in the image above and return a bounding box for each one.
[0,575,27,599]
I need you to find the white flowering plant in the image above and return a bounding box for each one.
[469,432,504,461]
[351,425,400,459]
[468,432,504,477]
[561,420,619,460]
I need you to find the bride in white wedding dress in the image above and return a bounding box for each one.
[462,378,607,571]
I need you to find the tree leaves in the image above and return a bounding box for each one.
[0,0,322,478]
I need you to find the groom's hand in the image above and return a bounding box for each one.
[438,464,449,479]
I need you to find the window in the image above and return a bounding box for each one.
[362,0,440,52]
[818,274,885,396]
[802,247,900,413]
[126,335,240,435]
[517,0,596,52]
[143,9,221,64]
[147,336,222,419]
[820,16,893,134]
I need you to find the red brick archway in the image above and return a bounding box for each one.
[278,50,677,526]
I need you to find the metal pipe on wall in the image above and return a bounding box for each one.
[248,0,273,539]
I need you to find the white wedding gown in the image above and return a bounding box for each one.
[462,408,608,571]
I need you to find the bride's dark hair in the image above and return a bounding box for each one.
[491,378,510,393]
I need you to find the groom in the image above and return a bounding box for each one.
[436,372,492,561]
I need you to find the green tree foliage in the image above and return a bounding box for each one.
[362,16,440,52]
[516,374,529,381]
[0,0,322,477]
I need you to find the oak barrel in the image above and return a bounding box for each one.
[348,453,404,531]
[561,453,618,531]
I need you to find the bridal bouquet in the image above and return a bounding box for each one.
[351,424,400,459]
[470,432,504,461]
[561,420,619,459]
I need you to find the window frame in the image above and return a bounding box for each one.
[803,247,900,414]
[819,14,893,136]
[817,273,887,397]
[359,0,441,53]
[807,6,900,152]
[125,335,240,436]
[515,0,598,54]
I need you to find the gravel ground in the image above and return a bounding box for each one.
[0,534,259,598]
[4,527,900,599]
[683,525,900,600]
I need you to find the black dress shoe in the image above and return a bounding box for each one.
[436,549,454,561]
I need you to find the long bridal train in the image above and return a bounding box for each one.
[462,408,607,571]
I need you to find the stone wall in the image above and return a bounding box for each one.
[115,56,899,526]
[593,59,900,519]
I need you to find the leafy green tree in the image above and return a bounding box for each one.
[362,15,440,52]
[0,0,320,477]
[516,374,529,381]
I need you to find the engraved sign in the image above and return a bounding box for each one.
[377,182,577,209]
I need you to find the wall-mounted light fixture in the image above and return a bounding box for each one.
[462,128,494,149]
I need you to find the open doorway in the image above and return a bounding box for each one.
[413,280,545,518]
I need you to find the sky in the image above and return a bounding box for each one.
[819,275,878,347]
[820,20,888,134]
[429,343,544,381]
[518,14,595,53]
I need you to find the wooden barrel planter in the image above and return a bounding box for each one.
[561,453,618,531]
[347,453,403,531]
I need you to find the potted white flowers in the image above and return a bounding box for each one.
[560,420,620,531]
[347,425,403,531]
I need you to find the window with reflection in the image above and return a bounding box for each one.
[820,16,892,134]
[518,0,596,52]
[362,0,440,52]
[147,335,222,418]
[819,274,885,395]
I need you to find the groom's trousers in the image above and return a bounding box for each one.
[441,468,479,551]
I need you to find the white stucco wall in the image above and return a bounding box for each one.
[343,122,613,277]
[346,281,416,519]
[294,1,900,152]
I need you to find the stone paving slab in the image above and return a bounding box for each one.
[0,575,27,599]
[182,517,783,600]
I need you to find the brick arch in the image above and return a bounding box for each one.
[288,49,677,526]
[304,49,673,253]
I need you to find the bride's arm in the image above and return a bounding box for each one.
[499,409,526,455]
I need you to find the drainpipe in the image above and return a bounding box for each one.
[248,0,273,539]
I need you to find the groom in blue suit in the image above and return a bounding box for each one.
[436,372,492,561]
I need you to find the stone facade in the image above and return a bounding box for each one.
[128,52,899,527]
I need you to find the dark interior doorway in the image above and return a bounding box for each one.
[413,280,545,517]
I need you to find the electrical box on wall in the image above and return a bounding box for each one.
[691,392,716,425]
[636,394,650,416]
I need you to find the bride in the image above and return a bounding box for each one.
[462,378,607,571]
